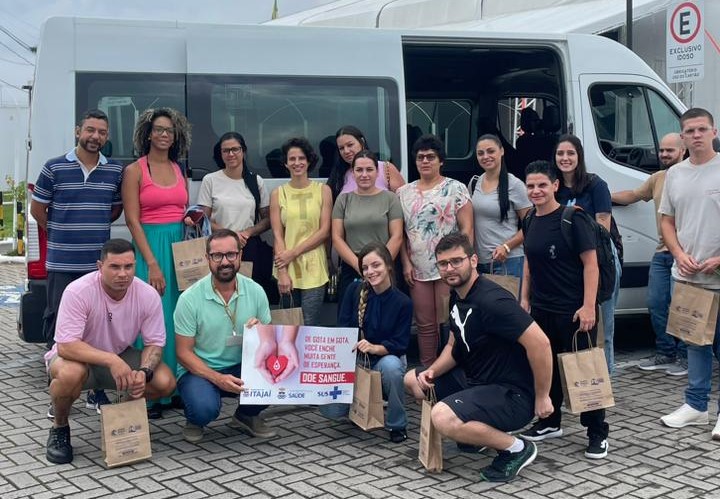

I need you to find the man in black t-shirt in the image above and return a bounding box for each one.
[404,232,553,483]
[519,160,610,460]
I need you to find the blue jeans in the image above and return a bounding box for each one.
[648,252,686,359]
[177,364,266,427]
[685,293,720,413]
[319,354,408,431]
[600,242,622,375]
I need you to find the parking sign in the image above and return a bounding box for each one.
[666,0,704,82]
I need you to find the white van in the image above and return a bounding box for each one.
[19,16,685,341]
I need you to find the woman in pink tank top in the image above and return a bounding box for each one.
[122,107,190,418]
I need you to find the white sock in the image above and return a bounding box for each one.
[505,437,525,453]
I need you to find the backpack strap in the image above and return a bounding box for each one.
[521,206,537,235]
[468,175,480,196]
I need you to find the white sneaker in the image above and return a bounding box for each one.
[660,403,708,428]
[712,418,720,441]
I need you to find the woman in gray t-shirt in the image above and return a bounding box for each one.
[332,150,404,309]
[470,134,532,278]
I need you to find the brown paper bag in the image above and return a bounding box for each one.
[100,397,152,468]
[239,261,253,278]
[172,237,209,290]
[667,282,719,346]
[483,262,520,299]
[557,330,615,414]
[349,356,384,431]
[418,388,443,472]
[271,295,304,325]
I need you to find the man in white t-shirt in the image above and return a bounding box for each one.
[44,239,176,464]
[612,133,688,375]
[657,108,720,436]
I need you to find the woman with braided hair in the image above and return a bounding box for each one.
[319,242,412,443]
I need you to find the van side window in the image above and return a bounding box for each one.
[589,84,681,174]
[406,100,472,159]
[188,75,400,180]
[76,73,186,165]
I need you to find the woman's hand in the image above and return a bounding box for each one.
[236,230,250,249]
[354,339,378,355]
[277,272,293,295]
[573,305,596,332]
[403,262,416,288]
[492,244,509,263]
[274,249,296,269]
[148,262,166,296]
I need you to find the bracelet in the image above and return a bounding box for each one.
[502,243,511,254]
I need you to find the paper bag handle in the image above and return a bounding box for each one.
[425,386,437,405]
[571,329,595,352]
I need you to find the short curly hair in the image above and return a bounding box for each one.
[133,107,191,162]
[281,137,319,172]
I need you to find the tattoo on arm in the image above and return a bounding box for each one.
[141,346,163,370]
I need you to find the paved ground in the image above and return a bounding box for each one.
[2,262,720,498]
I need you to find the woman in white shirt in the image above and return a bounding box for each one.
[198,132,272,291]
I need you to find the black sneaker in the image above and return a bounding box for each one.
[520,420,563,441]
[479,441,537,482]
[147,403,163,420]
[585,436,608,459]
[46,425,73,464]
[389,429,407,443]
[457,442,486,453]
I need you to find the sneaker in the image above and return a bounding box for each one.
[479,441,537,482]
[661,403,708,428]
[182,422,204,443]
[46,403,55,420]
[46,425,73,464]
[713,418,720,441]
[666,358,688,376]
[585,436,609,459]
[229,411,277,438]
[389,429,407,443]
[86,389,112,415]
[637,355,676,371]
[147,403,163,420]
[520,421,563,442]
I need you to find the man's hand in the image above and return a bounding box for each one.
[699,256,720,275]
[676,251,701,277]
[416,369,435,392]
[212,373,245,394]
[127,370,146,399]
[534,394,554,419]
[109,357,135,392]
[573,305,596,332]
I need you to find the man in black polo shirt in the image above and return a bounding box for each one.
[404,232,553,483]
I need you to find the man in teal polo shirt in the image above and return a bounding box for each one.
[175,229,275,443]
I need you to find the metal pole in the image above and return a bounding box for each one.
[626,0,633,50]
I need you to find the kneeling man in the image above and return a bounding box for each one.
[175,229,274,442]
[405,232,552,482]
[46,238,176,464]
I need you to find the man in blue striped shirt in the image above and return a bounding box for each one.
[30,109,124,414]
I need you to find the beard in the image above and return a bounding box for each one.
[212,264,238,283]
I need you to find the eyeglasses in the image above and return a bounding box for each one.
[416,153,438,162]
[221,147,243,155]
[208,251,240,263]
[435,256,469,270]
[151,126,175,136]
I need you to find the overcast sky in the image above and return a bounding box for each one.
[0,0,334,104]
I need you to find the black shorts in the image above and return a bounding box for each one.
[415,366,534,432]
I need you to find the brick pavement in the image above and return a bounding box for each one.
[1,262,720,498]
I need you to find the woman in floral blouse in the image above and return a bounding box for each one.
[397,134,473,367]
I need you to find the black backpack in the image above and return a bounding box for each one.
[523,206,617,304]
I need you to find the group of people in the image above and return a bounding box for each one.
[34,105,720,484]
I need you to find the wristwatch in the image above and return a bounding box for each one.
[139,367,154,383]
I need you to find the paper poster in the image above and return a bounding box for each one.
[240,324,358,405]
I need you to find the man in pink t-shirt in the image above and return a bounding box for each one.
[45,239,176,465]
